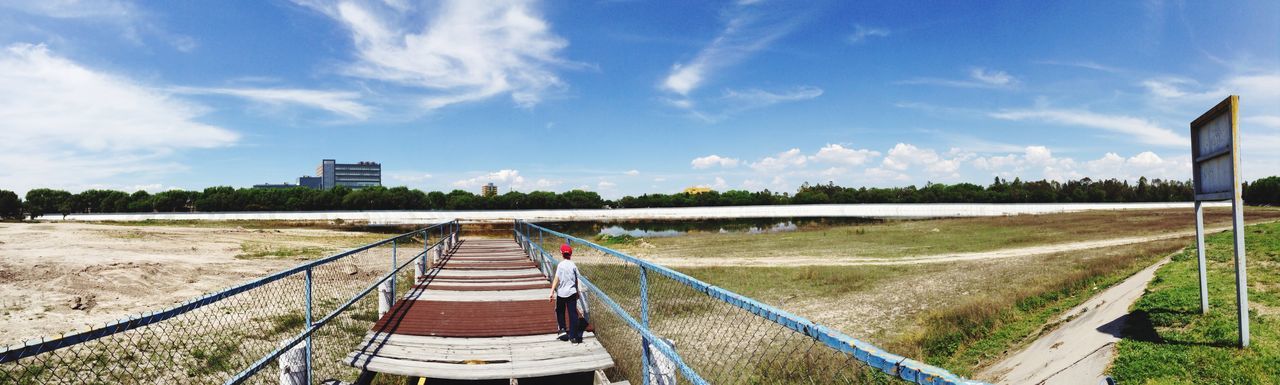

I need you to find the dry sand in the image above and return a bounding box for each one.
[0,222,385,346]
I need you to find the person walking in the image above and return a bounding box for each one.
[549,244,583,344]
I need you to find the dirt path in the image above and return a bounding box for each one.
[976,255,1173,384]
[645,226,1233,267]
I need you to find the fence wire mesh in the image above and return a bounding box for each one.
[0,221,458,385]
[517,221,987,385]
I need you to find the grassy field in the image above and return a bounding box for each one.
[610,208,1280,261]
[675,239,1187,376]
[1111,221,1280,384]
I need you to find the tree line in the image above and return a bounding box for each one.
[1,176,1278,220]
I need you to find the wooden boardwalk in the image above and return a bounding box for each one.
[345,238,614,381]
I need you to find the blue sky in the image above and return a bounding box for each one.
[0,0,1277,198]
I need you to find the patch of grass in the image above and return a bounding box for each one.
[612,208,1280,261]
[235,241,329,260]
[268,313,307,335]
[596,233,639,246]
[681,265,902,299]
[892,240,1185,376]
[188,338,240,377]
[1111,222,1280,384]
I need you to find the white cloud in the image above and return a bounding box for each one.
[721,86,823,107]
[1245,115,1280,129]
[712,177,728,189]
[847,24,889,44]
[660,7,796,96]
[0,43,238,194]
[1084,151,1188,181]
[691,155,740,169]
[876,143,972,179]
[0,0,135,19]
[969,68,1015,87]
[750,148,808,172]
[810,144,880,166]
[624,169,640,176]
[387,171,433,184]
[597,181,616,189]
[451,169,525,189]
[990,108,1186,147]
[0,0,199,52]
[172,87,372,119]
[972,145,1186,182]
[294,0,572,110]
[900,67,1018,89]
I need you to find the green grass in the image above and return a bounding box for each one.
[611,208,1280,261]
[235,241,329,260]
[1111,222,1280,384]
[680,265,904,299]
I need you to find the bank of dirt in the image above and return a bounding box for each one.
[0,222,385,345]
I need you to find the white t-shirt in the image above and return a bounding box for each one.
[554,260,580,298]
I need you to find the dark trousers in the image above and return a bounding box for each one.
[555,293,581,340]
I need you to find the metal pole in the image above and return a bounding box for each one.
[1231,192,1250,348]
[391,240,397,302]
[304,267,313,385]
[1195,201,1209,313]
[640,267,652,385]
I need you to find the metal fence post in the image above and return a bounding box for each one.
[304,267,313,385]
[391,240,397,301]
[640,266,652,385]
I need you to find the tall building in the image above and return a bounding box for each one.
[482,182,498,197]
[317,159,381,189]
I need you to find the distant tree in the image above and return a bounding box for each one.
[0,190,22,220]
[1245,177,1280,206]
[23,188,72,219]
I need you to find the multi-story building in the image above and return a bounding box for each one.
[317,159,381,189]
[253,159,381,190]
[482,182,498,197]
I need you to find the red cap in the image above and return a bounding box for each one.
[560,244,573,254]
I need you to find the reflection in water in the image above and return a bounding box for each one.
[543,217,878,239]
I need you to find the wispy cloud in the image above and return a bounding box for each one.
[0,0,198,52]
[660,3,799,96]
[0,43,238,193]
[1033,60,1124,73]
[990,107,1186,147]
[847,24,889,44]
[900,67,1018,89]
[293,0,573,110]
[172,87,373,120]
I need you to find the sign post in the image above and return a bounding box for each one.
[1189,95,1248,348]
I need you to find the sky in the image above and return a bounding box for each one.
[0,0,1277,199]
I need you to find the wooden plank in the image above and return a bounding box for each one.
[346,351,614,380]
[413,289,548,302]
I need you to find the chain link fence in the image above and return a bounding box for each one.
[0,220,459,385]
[515,220,990,385]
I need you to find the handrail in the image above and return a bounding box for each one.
[226,222,460,384]
[0,220,459,365]
[514,220,990,385]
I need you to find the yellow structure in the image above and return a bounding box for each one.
[683,186,713,195]
[482,183,498,197]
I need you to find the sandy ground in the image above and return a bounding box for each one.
[977,257,1173,384]
[0,222,385,346]
[643,225,1235,267]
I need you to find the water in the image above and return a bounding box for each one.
[541,217,880,239]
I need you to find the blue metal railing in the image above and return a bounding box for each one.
[0,220,461,385]
[514,220,990,385]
